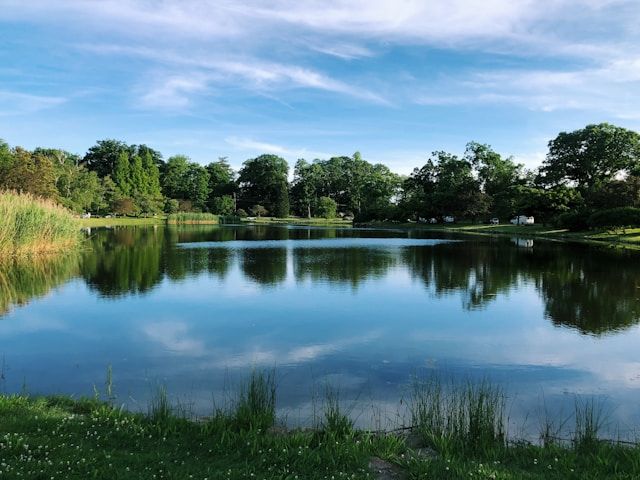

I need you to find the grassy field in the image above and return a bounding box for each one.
[0,191,79,256]
[1,373,638,479]
[245,216,353,226]
[78,216,166,227]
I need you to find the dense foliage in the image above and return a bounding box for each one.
[1,122,640,226]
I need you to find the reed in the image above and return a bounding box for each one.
[410,375,507,455]
[0,191,79,256]
[166,212,219,224]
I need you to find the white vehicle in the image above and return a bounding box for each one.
[490,217,499,225]
[510,215,534,225]
[443,215,455,223]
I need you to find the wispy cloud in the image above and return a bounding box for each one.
[414,56,640,119]
[80,43,388,106]
[0,91,66,115]
[225,137,330,159]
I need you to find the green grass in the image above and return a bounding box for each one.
[166,212,220,224]
[0,191,79,256]
[79,216,166,227]
[244,216,352,226]
[1,373,639,479]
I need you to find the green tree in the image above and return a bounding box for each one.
[210,195,235,215]
[184,163,210,211]
[465,142,525,219]
[162,155,190,200]
[238,154,288,212]
[541,123,640,199]
[83,139,129,178]
[113,151,132,196]
[273,179,290,218]
[206,157,236,200]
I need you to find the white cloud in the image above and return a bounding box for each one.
[414,56,640,120]
[142,321,206,356]
[225,137,330,159]
[0,91,66,115]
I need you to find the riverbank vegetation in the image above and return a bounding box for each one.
[166,212,219,224]
[1,372,638,479]
[0,191,78,256]
[2,122,640,230]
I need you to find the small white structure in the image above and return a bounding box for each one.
[490,217,499,225]
[510,215,534,225]
[429,217,438,224]
[81,212,91,219]
[443,216,455,223]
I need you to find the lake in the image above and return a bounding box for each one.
[1,224,639,439]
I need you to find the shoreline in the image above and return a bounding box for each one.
[2,389,638,479]
[355,222,640,250]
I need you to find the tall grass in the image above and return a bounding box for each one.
[166,212,219,224]
[0,191,79,256]
[410,376,507,455]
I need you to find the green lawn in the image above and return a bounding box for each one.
[1,394,639,479]
[79,216,167,228]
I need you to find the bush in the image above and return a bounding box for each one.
[236,208,248,218]
[250,205,268,217]
[210,195,235,215]
[556,211,590,231]
[316,196,337,219]
[587,207,640,229]
[164,198,179,214]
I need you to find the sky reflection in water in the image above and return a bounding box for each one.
[1,225,639,438]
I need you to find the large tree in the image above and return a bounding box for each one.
[465,142,525,219]
[237,154,288,212]
[541,123,640,197]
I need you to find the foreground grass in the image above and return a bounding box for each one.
[245,216,352,226]
[0,191,79,256]
[1,374,639,479]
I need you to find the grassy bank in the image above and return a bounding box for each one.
[0,191,79,256]
[359,221,640,248]
[245,216,353,227]
[167,212,219,224]
[1,373,638,479]
[79,216,166,228]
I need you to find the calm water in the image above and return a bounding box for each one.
[1,225,640,438]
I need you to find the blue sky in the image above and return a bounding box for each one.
[1,0,639,174]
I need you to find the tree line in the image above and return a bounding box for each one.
[1,122,639,225]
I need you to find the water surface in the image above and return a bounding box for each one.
[1,225,639,438]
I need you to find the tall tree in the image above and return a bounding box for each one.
[237,154,288,212]
[465,142,525,218]
[113,151,132,196]
[541,123,640,198]
[83,139,129,178]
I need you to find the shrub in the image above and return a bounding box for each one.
[556,211,590,231]
[587,207,640,229]
[250,205,268,217]
[236,208,248,218]
[316,196,337,219]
